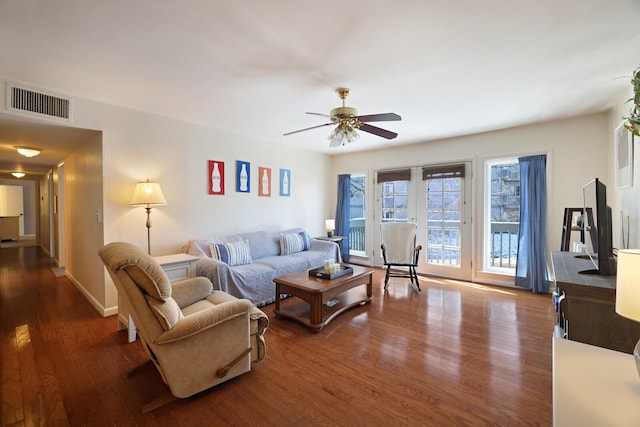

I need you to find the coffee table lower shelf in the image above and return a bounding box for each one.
[274,287,371,332]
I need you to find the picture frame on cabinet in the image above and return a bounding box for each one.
[208,160,225,195]
[280,169,291,196]
[236,160,250,193]
[615,121,633,189]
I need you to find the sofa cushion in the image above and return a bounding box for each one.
[239,230,280,259]
[146,295,184,330]
[210,240,253,266]
[280,231,310,255]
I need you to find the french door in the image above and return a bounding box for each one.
[376,163,472,281]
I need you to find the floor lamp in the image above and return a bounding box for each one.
[615,249,640,379]
[130,179,167,255]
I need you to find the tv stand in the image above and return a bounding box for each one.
[552,251,640,354]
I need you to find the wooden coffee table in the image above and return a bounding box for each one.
[273,264,374,332]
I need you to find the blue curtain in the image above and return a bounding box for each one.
[515,154,549,293]
[335,174,351,262]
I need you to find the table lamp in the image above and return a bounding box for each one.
[325,219,335,238]
[131,179,167,255]
[614,249,640,378]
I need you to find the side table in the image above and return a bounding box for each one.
[119,253,199,342]
[315,235,345,246]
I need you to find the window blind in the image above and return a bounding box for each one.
[377,169,411,183]
[422,164,465,180]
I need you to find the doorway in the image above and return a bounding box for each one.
[375,163,472,281]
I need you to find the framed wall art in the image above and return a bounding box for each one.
[208,160,225,195]
[236,160,250,193]
[279,169,291,196]
[615,122,633,189]
[258,167,271,197]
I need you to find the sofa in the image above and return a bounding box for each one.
[180,227,341,306]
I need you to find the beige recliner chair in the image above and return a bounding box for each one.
[99,242,269,412]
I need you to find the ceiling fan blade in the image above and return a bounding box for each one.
[283,122,334,136]
[306,112,333,118]
[356,113,401,122]
[358,123,398,140]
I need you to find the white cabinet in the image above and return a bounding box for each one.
[153,253,199,283]
[553,337,640,426]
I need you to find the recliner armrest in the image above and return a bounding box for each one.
[156,298,253,344]
[171,277,214,308]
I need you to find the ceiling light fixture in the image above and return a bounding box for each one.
[16,147,41,157]
[329,122,360,147]
[11,172,26,178]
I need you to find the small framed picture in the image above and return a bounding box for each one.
[258,167,271,197]
[280,169,291,196]
[236,160,250,193]
[208,160,225,195]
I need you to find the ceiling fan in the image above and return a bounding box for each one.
[283,88,401,147]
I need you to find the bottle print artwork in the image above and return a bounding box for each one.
[211,162,221,193]
[240,163,248,192]
[261,169,269,195]
[282,170,289,195]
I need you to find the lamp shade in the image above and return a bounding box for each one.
[615,249,640,322]
[325,219,335,231]
[130,179,167,206]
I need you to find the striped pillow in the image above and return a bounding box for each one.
[209,240,253,266]
[280,231,310,255]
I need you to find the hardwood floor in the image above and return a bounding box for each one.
[1,246,556,426]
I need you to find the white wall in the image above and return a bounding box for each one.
[609,86,640,250]
[39,173,51,255]
[64,133,108,310]
[66,96,331,314]
[330,112,610,285]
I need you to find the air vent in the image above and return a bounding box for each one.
[6,83,72,122]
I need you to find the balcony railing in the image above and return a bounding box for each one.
[346,219,519,268]
[348,218,366,252]
[491,221,519,268]
[349,226,366,251]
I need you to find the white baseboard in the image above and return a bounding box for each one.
[65,271,118,317]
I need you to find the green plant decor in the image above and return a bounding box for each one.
[624,67,640,137]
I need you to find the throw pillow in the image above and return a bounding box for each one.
[209,240,253,266]
[122,263,171,302]
[280,231,310,255]
[146,295,184,330]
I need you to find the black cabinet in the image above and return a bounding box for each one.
[551,251,640,354]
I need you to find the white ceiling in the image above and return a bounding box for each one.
[1,0,639,176]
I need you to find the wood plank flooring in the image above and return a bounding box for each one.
[1,246,556,426]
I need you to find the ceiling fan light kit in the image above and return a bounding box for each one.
[284,87,401,147]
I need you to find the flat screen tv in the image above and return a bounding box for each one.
[578,178,616,275]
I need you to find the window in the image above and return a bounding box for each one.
[381,180,408,222]
[426,176,462,266]
[349,174,366,255]
[485,158,520,272]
